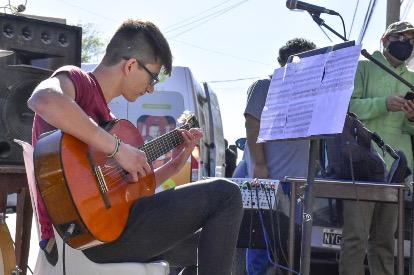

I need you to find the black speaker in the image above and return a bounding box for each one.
[0,65,52,164]
[0,13,81,165]
[0,13,82,69]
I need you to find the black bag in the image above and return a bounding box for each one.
[387,150,410,183]
[321,113,409,183]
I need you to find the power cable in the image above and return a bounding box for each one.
[401,0,414,20]
[167,0,248,38]
[166,0,247,34]
[55,0,119,23]
[207,86,256,91]
[348,0,360,39]
[357,0,377,45]
[52,0,263,68]
[172,39,271,65]
[25,0,268,71]
[209,76,261,83]
[165,0,233,31]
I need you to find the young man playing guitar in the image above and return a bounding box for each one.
[28,19,243,275]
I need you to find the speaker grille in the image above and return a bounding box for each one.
[0,13,82,69]
[0,65,52,164]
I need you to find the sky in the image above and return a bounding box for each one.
[5,0,413,149]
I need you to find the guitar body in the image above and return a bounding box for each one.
[34,119,156,249]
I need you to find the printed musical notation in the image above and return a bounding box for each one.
[258,44,362,141]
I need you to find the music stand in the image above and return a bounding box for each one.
[258,40,360,275]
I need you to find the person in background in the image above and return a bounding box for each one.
[225,139,238,177]
[339,21,414,275]
[244,38,316,275]
[28,18,243,275]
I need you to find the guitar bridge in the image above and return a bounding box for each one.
[94,165,111,209]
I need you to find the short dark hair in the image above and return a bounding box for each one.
[277,38,316,67]
[102,19,173,75]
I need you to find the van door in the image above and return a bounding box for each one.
[203,82,225,177]
[193,81,211,178]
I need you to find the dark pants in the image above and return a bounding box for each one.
[84,178,244,275]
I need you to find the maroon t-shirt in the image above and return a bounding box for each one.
[32,65,113,240]
[32,65,112,145]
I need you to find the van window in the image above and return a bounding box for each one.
[123,91,192,190]
[136,115,176,168]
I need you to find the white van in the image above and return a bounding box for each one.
[81,64,225,190]
[202,82,226,178]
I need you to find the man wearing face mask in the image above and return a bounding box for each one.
[339,21,414,275]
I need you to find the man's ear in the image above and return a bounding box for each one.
[123,58,136,75]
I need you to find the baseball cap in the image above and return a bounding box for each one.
[384,21,414,37]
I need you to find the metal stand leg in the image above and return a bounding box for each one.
[288,182,296,275]
[299,139,319,275]
[410,188,414,275]
[398,188,404,275]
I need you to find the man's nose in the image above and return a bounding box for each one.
[146,85,155,94]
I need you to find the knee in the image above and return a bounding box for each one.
[203,178,243,214]
[217,178,242,198]
[217,179,243,211]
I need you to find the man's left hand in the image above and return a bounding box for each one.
[172,128,203,158]
[402,100,414,121]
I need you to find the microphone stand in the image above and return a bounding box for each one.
[297,10,414,275]
[310,12,414,91]
[310,13,347,41]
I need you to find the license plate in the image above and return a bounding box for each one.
[322,228,342,249]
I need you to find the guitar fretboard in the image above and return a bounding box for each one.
[139,124,191,162]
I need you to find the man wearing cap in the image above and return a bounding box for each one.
[339,21,414,275]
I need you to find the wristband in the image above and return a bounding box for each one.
[107,135,121,158]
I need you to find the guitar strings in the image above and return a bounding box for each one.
[100,130,183,177]
[100,128,182,176]
[97,124,189,186]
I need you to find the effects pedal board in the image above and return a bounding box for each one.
[230,178,279,210]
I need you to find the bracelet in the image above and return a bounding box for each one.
[107,135,121,158]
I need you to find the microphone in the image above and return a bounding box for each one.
[286,0,339,15]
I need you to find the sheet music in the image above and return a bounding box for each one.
[258,44,362,141]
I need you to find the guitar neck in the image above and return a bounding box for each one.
[139,124,190,162]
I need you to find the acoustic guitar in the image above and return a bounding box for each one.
[34,114,198,249]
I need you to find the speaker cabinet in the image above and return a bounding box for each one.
[0,65,52,165]
[0,13,82,69]
[0,13,81,165]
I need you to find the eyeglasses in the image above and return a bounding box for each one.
[136,59,160,86]
[388,34,414,45]
[122,57,160,86]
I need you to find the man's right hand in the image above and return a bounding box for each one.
[253,164,268,179]
[114,142,152,182]
[386,95,406,112]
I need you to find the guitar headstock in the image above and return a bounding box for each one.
[177,111,199,129]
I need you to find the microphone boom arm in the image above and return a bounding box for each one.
[310,13,414,92]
